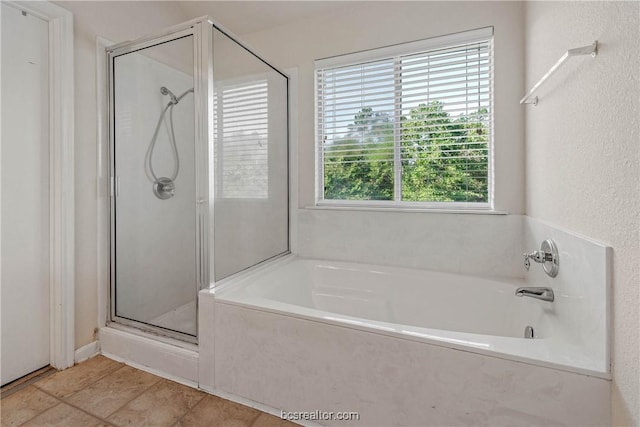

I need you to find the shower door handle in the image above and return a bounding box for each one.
[109,176,120,197]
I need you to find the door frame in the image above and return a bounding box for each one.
[103,20,206,344]
[2,1,75,370]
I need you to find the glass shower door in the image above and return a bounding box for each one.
[110,33,197,339]
[211,25,289,281]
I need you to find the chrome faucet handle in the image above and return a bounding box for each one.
[525,250,552,264]
[523,240,559,277]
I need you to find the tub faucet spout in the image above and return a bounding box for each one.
[515,287,554,302]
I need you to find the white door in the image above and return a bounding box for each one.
[1,2,51,386]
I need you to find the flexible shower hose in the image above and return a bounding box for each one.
[145,101,180,183]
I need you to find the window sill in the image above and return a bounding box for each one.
[304,204,508,215]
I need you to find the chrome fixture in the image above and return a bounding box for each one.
[515,287,554,302]
[145,86,194,200]
[523,239,559,277]
[160,86,178,105]
[524,326,534,339]
[153,177,175,200]
[520,41,597,106]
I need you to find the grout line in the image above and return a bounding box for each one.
[32,358,125,398]
[7,362,284,427]
[54,364,163,425]
[3,390,63,426]
[8,361,212,427]
[177,379,207,422]
[247,410,264,426]
[25,358,126,425]
[35,388,116,426]
[94,372,164,421]
[172,389,209,426]
[31,364,173,427]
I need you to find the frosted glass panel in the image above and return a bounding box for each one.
[212,26,289,280]
[112,35,197,336]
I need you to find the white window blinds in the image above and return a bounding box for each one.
[214,80,269,199]
[316,27,493,207]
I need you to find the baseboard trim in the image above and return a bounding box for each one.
[74,340,100,363]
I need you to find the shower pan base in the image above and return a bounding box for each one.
[99,325,199,386]
[149,300,197,336]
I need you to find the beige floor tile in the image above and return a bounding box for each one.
[66,365,161,419]
[175,394,261,427]
[35,356,123,398]
[107,379,205,427]
[20,402,104,427]
[251,413,298,427]
[0,385,59,427]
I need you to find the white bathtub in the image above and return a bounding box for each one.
[216,255,601,377]
[204,253,610,425]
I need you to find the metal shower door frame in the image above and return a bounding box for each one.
[106,15,291,343]
[106,17,213,343]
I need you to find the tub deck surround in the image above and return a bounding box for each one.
[210,302,610,427]
[296,209,525,279]
[523,216,611,377]
[98,215,610,426]
[213,255,608,378]
[196,219,610,425]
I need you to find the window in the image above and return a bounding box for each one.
[315,27,493,208]
[214,79,269,199]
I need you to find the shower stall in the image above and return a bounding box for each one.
[107,17,289,342]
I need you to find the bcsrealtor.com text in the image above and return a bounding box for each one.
[281,410,361,422]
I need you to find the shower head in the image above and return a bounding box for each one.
[160,86,178,105]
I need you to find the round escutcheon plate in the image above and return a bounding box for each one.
[153,177,175,200]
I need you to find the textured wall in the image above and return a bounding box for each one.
[525,2,640,425]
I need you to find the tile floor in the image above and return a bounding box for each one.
[1,356,297,427]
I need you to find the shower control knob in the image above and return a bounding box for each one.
[522,240,559,277]
[153,177,175,200]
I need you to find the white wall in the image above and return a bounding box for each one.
[524,2,639,425]
[53,1,190,348]
[239,2,526,277]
